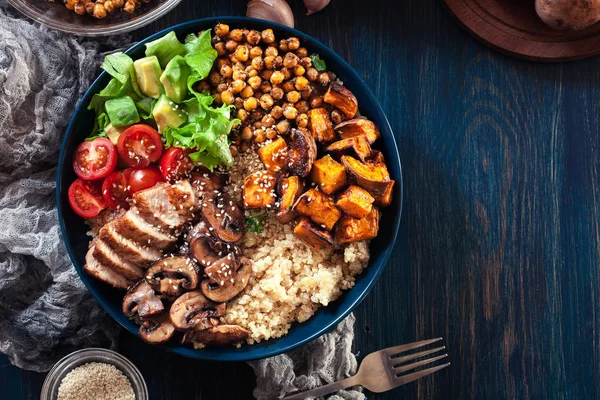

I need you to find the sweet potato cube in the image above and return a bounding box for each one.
[323,82,358,118]
[341,155,392,197]
[335,118,381,144]
[276,176,304,223]
[336,185,374,218]
[373,180,394,207]
[286,128,317,177]
[308,108,335,142]
[336,208,379,244]
[310,155,347,195]
[258,137,288,173]
[325,137,372,163]
[294,217,334,250]
[243,170,277,209]
[293,188,341,231]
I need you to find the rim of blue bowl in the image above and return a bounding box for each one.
[56,16,403,361]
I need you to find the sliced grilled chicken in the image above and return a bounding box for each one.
[84,248,133,289]
[99,223,163,267]
[112,211,176,251]
[93,240,144,281]
[134,181,198,232]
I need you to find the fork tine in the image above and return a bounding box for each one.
[392,346,446,365]
[394,354,448,374]
[395,362,451,386]
[383,338,443,357]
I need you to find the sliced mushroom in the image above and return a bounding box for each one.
[169,290,226,331]
[146,255,199,298]
[286,128,317,177]
[139,314,175,344]
[202,191,244,243]
[190,167,228,194]
[201,256,252,302]
[122,280,164,319]
[185,324,250,346]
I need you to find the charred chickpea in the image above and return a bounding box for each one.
[250,46,263,58]
[265,46,279,57]
[94,3,108,18]
[244,97,259,111]
[273,56,284,69]
[252,56,265,71]
[259,93,275,110]
[294,65,306,76]
[237,109,249,122]
[276,119,290,134]
[74,2,86,15]
[283,53,299,68]
[229,144,239,157]
[232,70,247,81]
[240,141,250,152]
[212,35,222,46]
[270,105,283,119]
[221,90,235,105]
[215,42,227,56]
[247,68,259,78]
[263,56,275,70]
[271,86,284,101]
[265,128,277,139]
[217,58,231,69]
[318,72,330,86]
[286,90,301,104]
[247,30,261,45]
[306,67,319,81]
[231,79,246,93]
[233,61,245,71]
[283,106,298,120]
[234,97,244,110]
[230,29,244,41]
[295,76,310,91]
[328,71,337,81]
[235,46,249,62]
[331,109,344,125]
[242,126,254,141]
[197,81,211,92]
[270,71,285,85]
[252,109,265,120]
[220,64,233,78]
[295,100,310,114]
[65,0,76,10]
[241,86,254,99]
[229,54,240,64]
[260,81,272,93]
[279,39,289,52]
[301,88,313,100]
[213,93,223,105]
[254,128,266,143]
[282,81,295,93]
[225,40,238,53]
[104,1,115,14]
[296,113,309,128]
[262,114,276,127]
[114,0,124,8]
[280,67,292,80]
[310,95,323,109]
[261,69,274,81]
[296,47,308,58]
[215,23,230,37]
[287,37,300,50]
[299,57,313,68]
[216,83,228,94]
[248,76,262,90]
[261,29,276,43]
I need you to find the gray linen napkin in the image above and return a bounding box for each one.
[0,3,365,398]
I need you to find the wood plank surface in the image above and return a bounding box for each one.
[2,0,600,399]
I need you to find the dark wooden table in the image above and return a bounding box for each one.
[3,0,600,399]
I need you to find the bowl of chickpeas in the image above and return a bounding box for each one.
[8,0,182,36]
[61,16,402,361]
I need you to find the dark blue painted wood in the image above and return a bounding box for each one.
[2,0,600,399]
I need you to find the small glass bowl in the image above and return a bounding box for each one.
[40,348,148,400]
[7,0,182,36]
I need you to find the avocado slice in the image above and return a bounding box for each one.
[134,56,163,99]
[104,123,129,145]
[105,96,140,127]
[152,95,187,133]
[160,55,190,104]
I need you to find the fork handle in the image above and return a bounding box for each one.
[282,375,361,399]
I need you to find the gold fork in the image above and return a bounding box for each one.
[283,338,449,399]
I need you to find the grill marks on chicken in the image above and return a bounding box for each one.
[84,181,198,288]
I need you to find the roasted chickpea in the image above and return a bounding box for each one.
[252,56,265,71]
[282,81,295,93]
[318,72,330,86]
[247,68,259,78]
[265,46,279,57]
[217,58,231,69]
[296,113,309,128]
[252,109,265,120]
[216,83,228,93]
[283,106,298,120]
[225,40,238,53]
[240,141,250,152]
[296,47,308,58]
[215,23,230,37]
[209,71,221,86]
[232,79,246,93]
[276,119,290,134]
[248,76,262,90]
[281,67,292,80]
[271,87,284,101]
[263,56,275,70]
[241,86,254,99]
[294,65,306,77]
[328,71,337,81]
[242,126,253,141]
[271,105,284,119]
[259,93,275,110]
[286,90,301,104]
[197,81,211,92]
[232,70,248,81]
[215,42,227,56]
[247,30,261,45]
[295,100,309,114]
[250,46,263,58]
[235,46,249,62]
[295,76,310,91]
[244,97,258,111]
[300,57,313,68]
[229,55,240,64]
[237,109,249,122]
[234,97,244,110]
[273,56,284,69]
[92,3,106,18]
[230,29,244,41]
[260,81,272,93]
[310,96,323,110]
[287,37,300,50]
[270,71,285,85]
[220,64,233,78]
[279,39,289,52]
[306,67,319,81]
[265,128,277,139]
[262,114,276,127]
[229,144,239,157]
[261,69,274,81]
[261,29,275,43]
[221,90,235,105]
[331,109,344,125]
[254,128,266,143]
[283,53,299,68]
[213,93,222,105]
[301,88,313,100]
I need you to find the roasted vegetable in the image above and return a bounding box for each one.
[336,207,379,244]
[308,107,336,142]
[325,137,372,163]
[276,176,304,223]
[323,82,358,118]
[286,128,317,177]
[335,118,381,144]
[243,170,278,209]
[373,180,394,207]
[257,137,288,173]
[310,155,347,195]
[535,0,600,31]
[335,185,374,218]
[293,188,341,230]
[341,155,393,197]
[293,217,334,250]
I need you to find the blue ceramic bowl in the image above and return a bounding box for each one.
[56,17,403,361]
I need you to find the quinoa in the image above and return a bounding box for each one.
[57,362,135,400]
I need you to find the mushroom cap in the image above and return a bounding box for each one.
[139,314,175,344]
[146,255,199,298]
[202,191,245,243]
[169,290,226,331]
[201,256,252,302]
[122,280,164,318]
[185,324,249,346]
[190,168,229,193]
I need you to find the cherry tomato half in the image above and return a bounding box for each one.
[117,124,163,168]
[102,171,130,210]
[73,137,117,180]
[128,167,164,195]
[123,167,135,182]
[68,178,108,219]
[159,147,195,183]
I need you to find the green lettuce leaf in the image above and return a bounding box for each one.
[145,31,187,68]
[136,97,155,120]
[184,30,218,95]
[101,52,143,99]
